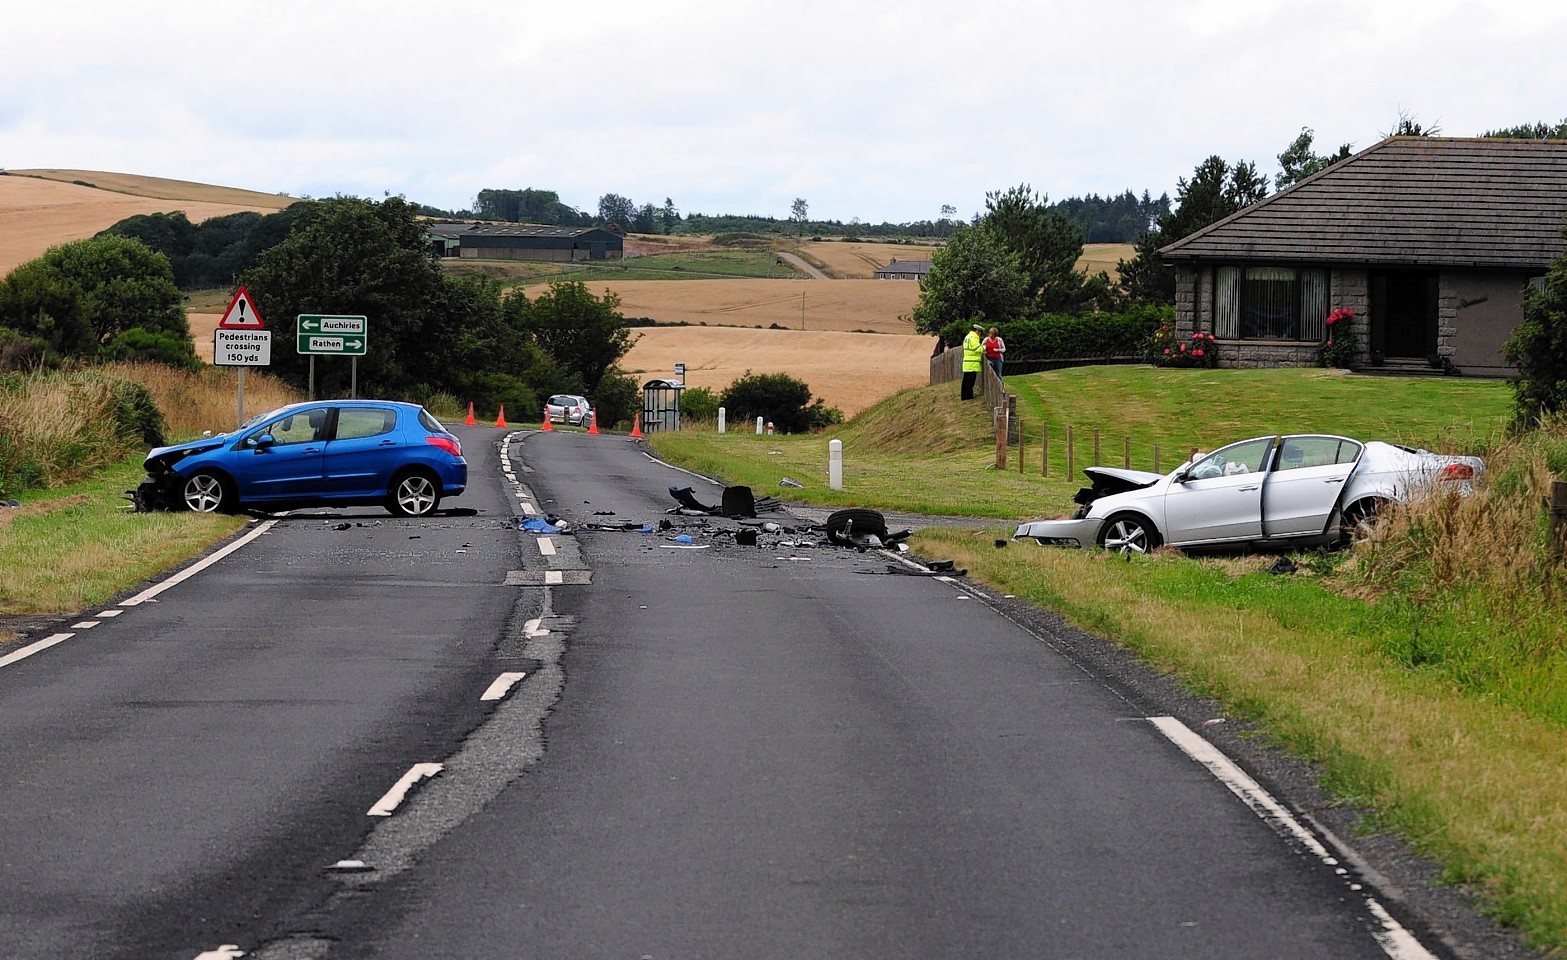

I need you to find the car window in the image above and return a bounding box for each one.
[418,409,446,433]
[263,409,328,446]
[336,408,396,440]
[548,395,571,407]
[1276,436,1362,471]
[1188,437,1273,479]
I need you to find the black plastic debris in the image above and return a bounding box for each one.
[1266,556,1299,575]
[735,528,759,546]
[333,522,352,531]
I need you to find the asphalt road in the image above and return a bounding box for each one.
[0,425,1492,959]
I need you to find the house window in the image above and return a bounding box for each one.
[1213,266,1329,341]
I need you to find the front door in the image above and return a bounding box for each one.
[1369,270,1438,359]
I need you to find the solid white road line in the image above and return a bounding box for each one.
[120,519,278,606]
[367,763,443,817]
[1149,716,1436,960]
[537,537,556,556]
[480,671,528,701]
[0,633,74,671]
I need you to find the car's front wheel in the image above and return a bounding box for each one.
[1098,513,1161,553]
[388,470,441,517]
[182,470,234,513]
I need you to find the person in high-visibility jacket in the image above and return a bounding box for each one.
[960,323,984,400]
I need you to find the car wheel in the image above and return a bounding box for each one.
[824,508,889,546]
[182,470,234,513]
[388,470,441,517]
[1098,513,1160,553]
[1340,498,1386,544]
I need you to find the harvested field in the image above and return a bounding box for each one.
[523,278,921,334]
[1079,242,1137,280]
[0,173,296,275]
[800,240,943,278]
[623,325,935,416]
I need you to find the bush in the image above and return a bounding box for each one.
[679,386,720,423]
[1505,229,1567,427]
[1318,308,1360,369]
[101,326,201,370]
[719,371,839,434]
[1148,326,1218,368]
[1002,304,1171,360]
[108,378,167,447]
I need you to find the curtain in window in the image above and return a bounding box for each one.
[1242,267,1297,338]
[1215,266,1240,339]
[1300,269,1328,341]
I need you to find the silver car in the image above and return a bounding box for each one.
[1014,433,1483,553]
[545,394,591,426]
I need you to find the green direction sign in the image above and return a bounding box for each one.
[296,314,368,356]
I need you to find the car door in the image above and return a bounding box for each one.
[1161,437,1275,545]
[320,406,402,498]
[1261,435,1363,537]
[233,407,330,502]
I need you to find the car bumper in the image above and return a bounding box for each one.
[1014,517,1100,548]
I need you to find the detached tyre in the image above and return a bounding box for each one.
[182,470,234,514]
[825,508,888,546]
[389,470,441,517]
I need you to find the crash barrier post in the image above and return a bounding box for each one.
[495,405,507,428]
[718,407,726,434]
[829,439,843,490]
[540,407,552,431]
[464,402,476,426]
[1550,480,1567,562]
[756,417,764,435]
[586,410,599,435]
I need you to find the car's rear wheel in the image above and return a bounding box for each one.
[388,470,441,517]
[1098,513,1160,553]
[1340,498,1386,544]
[182,470,234,513]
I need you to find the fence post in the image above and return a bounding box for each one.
[1067,426,1075,479]
[1550,480,1567,562]
[1042,423,1049,477]
[995,405,1008,470]
[1018,419,1026,475]
[1154,444,1161,474]
[1093,430,1101,466]
[1123,437,1131,469]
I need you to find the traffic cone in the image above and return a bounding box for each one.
[494,404,507,428]
[463,402,476,426]
[540,406,553,431]
[629,413,644,438]
[586,409,599,435]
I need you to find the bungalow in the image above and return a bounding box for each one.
[874,257,932,281]
[1159,137,1567,376]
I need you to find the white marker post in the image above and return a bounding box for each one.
[718,407,726,434]
[756,416,764,435]
[829,439,843,490]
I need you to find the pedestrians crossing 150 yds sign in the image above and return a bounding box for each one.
[296,314,368,356]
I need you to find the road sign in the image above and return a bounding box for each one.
[296,315,368,355]
[674,362,686,376]
[217,287,266,329]
[214,329,272,366]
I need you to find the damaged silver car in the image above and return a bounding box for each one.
[1015,433,1483,553]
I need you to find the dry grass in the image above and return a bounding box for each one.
[799,240,944,278]
[623,326,934,416]
[115,361,304,438]
[531,278,921,333]
[0,172,296,275]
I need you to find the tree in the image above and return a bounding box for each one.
[510,280,635,396]
[1275,127,1353,189]
[719,370,839,433]
[661,197,680,234]
[982,183,1088,312]
[0,235,191,367]
[1482,119,1567,140]
[1503,227,1567,426]
[911,226,1029,336]
[790,198,809,235]
[1118,155,1271,305]
[1385,109,1440,137]
[597,193,637,231]
[633,203,659,235]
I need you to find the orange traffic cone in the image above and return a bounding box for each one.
[629,413,644,439]
[463,402,476,426]
[540,405,553,431]
[494,404,507,428]
[586,409,599,435]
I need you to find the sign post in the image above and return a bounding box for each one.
[214,287,269,428]
[296,315,369,399]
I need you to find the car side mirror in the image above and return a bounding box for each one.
[1172,470,1190,484]
[253,434,276,449]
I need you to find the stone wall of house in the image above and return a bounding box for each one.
[1329,269,1370,367]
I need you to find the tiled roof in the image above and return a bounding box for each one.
[1160,137,1567,269]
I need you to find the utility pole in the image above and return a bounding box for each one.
[800,291,805,330]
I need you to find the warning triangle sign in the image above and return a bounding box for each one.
[217,286,266,329]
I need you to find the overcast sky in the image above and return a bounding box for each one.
[4,0,1564,225]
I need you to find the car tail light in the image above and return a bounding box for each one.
[1439,463,1475,481]
[426,435,462,457]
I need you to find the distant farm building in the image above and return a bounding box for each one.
[874,258,932,281]
[425,223,624,262]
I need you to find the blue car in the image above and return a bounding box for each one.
[133,400,467,516]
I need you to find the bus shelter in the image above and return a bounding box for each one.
[641,378,685,433]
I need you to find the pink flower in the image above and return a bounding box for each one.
[1193,349,1204,357]
[1179,343,1188,351]
[1163,348,1171,355]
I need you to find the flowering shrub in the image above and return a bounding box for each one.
[1319,307,1359,369]
[1148,325,1218,368]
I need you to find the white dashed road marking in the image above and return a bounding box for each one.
[480,672,529,701]
[0,633,75,671]
[536,537,556,556]
[367,763,443,817]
